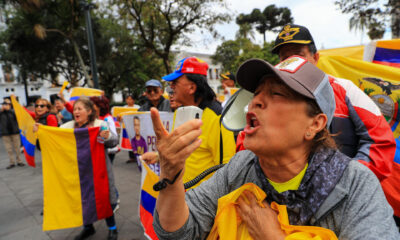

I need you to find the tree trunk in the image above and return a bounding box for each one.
[163,57,172,74]
[391,12,400,39]
[71,39,91,86]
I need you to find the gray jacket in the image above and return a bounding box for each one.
[153,150,399,240]
[139,96,171,112]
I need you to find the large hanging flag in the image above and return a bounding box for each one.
[319,45,364,60]
[140,162,160,240]
[317,55,400,217]
[317,55,400,138]
[69,87,103,101]
[38,125,112,231]
[10,95,36,167]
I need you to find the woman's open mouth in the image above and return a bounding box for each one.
[244,112,260,134]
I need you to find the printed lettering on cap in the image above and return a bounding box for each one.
[275,56,307,73]
[186,67,194,72]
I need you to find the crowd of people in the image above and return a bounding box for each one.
[1,23,400,240]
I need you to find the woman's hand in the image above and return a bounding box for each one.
[236,190,285,240]
[141,152,159,165]
[33,123,41,133]
[150,107,202,180]
[99,130,110,139]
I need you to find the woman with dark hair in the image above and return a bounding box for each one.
[60,98,119,240]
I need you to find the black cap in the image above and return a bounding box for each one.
[220,71,236,82]
[271,24,315,54]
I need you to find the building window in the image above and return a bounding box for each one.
[3,65,16,83]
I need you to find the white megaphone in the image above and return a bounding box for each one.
[221,88,254,131]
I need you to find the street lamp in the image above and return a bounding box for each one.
[80,1,99,89]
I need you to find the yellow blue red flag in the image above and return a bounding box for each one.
[10,95,36,167]
[111,107,138,151]
[140,161,160,239]
[370,39,400,68]
[317,55,400,217]
[69,87,103,101]
[38,125,112,231]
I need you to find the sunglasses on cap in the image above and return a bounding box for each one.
[35,104,48,108]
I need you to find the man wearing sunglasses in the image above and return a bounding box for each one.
[139,79,171,112]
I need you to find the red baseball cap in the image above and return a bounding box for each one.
[162,57,208,81]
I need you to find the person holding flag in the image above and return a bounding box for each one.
[60,98,119,240]
[29,98,58,127]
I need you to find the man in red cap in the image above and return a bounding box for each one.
[161,57,236,188]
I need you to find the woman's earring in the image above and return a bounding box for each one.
[306,132,311,137]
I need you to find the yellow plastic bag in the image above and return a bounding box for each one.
[207,183,338,240]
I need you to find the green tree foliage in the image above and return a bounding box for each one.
[0,0,90,86]
[236,4,293,43]
[94,17,164,99]
[335,0,400,39]
[0,1,163,100]
[0,4,87,86]
[235,22,255,40]
[212,39,279,74]
[112,0,231,74]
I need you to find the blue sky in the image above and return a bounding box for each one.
[178,0,391,54]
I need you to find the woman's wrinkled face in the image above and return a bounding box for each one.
[35,100,49,117]
[243,77,314,156]
[73,102,91,126]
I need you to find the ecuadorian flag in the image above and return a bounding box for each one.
[140,161,160,240]
[111,107,138,151]
[10,96,36,167]
[372,39,400,68]
[317,55,400,217]
[120,126,132,151]
[38,125,112,231]
[69,87,103,101]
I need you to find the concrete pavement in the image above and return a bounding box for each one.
[0,138,146,240]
